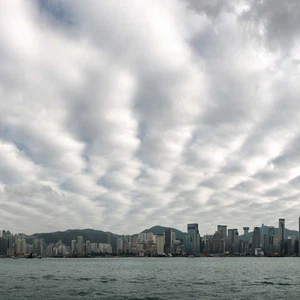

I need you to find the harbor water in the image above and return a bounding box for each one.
[0,257,299,299]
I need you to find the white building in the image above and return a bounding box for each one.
[156,234,165,255]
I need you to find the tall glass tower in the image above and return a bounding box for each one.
[217,225,227,239]
[279,218,285,255]
[187,224,199,235]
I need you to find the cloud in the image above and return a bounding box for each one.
[241,0,300,52]
[0,0,299,235]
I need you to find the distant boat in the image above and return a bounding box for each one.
[24,253,33,259]
[37,256,42,259]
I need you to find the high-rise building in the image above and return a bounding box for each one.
[185,234,192,254]
[242,227,250,242]
[217,225,227,239]
[164,228,172,254]
[211,231,225,254]
[193,233,201,254]
[71,240,76,254]
[252,227,261,255]
[228,229,239,254]
[187,224,200,254]
[279,218,285,255]
[7,234,13,249]
[172,232,176,244]
[77,236,83,254]
[264,226,275,255]
[33,238,40,255]
[187,224,199,235]
[243,227,249,235]
[156,234,165,255]
[0,237,8,255]
[86,241,91,255]
[116,238,123,253]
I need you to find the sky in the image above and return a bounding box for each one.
[0,0,300,235]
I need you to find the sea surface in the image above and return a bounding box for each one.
[0,257,299,299]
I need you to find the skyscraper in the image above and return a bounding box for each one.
[265,226,275,255]
[164,228,172,254]
[279,218,285,255]
[187,224,199,235]
[252,227,261,255]
[71,240,76,254]
[77,236,83,254]
[187,224,201,255]
[243,227,250,242]
[228,229,239,254]
[185,234,192,254]
[217,225,227,239]
[156,234,165,255]
[116,238,123,253]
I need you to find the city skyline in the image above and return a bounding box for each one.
[1,1,300,235]
[1,217,299,257]
[1,216,299,238]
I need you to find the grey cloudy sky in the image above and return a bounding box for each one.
[0,0,299,235]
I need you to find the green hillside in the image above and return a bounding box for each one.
[32,229,118,245]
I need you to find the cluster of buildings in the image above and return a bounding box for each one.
[202,219,299,256]
[0,217,299,258]
[0,231,113,258]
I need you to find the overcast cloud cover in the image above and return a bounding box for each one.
[0,0,300,235]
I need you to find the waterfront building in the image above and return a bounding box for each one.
[46,244,53,256]
[132,237,140,247]
[286,237,293,255]
[238,240,249,255]
[164,228,172,254]
[7,234,13,249]
[187,224,199,235]
[185,234,192,254]
[217,225,227,239]
[16,238,27,255]
[242,227,250,242]
[263,226,274,255]
[77,236,83,254]
[243,227,249,235]
[116,238,124,253]
[252,227,260,255]
[145,233,153,243]
[156,234,165,255]
[211,231,225,254]
[193,232,201,254]
[279,218,285,255]
[172,232,176,244]
[228,229,239,254]
[33,238,40,255]
[187,224,199,254]
[86,240,91,255]
[0,237,8,255]
[6,248,14,256]
[71,240,76,254]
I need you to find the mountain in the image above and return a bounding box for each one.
[141,225,187,240]
[31,229,119,245]
[30,226,187,246]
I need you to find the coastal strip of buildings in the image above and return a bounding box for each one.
[0,217,299,258]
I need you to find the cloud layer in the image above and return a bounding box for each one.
[0,0,299,235]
